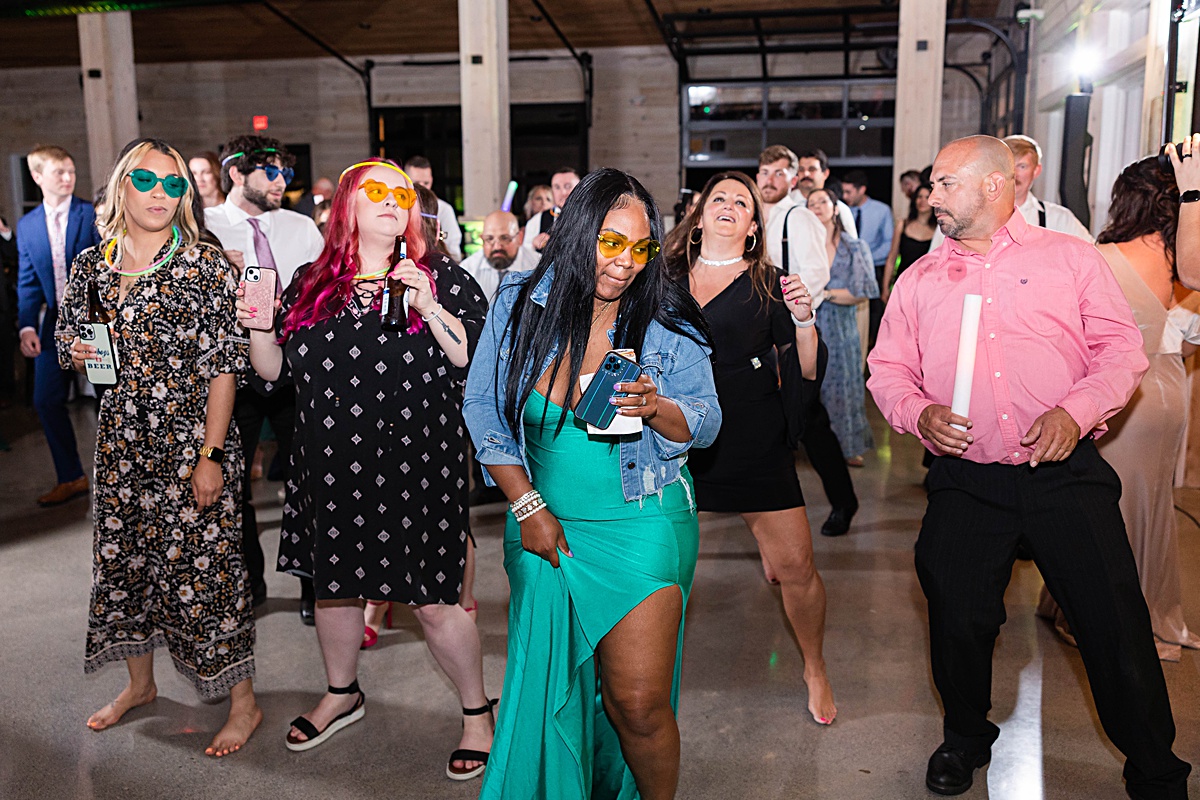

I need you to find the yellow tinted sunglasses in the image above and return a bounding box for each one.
[360,179,417,209]
[596,232,661,265]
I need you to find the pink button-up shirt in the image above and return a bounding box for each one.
[867,210,1147,466]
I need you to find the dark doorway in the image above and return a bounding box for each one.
[375,103,587,221]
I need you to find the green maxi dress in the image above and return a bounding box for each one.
[480,391,699,799]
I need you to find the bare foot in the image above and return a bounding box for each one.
[451,704,495,773]
[207,701,263,757]
[804,670,837,725]
[86,683,157,731]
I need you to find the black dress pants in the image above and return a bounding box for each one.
[915,441,1190,799]
[233,383,313,602]
[799,397,857,510]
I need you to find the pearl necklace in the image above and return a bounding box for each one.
[105,226,181,277]
[697,254,743,267]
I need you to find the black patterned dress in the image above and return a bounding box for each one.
[276,253,487,603]
[56,240,254,699]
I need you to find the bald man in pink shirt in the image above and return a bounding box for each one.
[868,136,1189,799]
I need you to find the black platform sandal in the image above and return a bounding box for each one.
[446,698,498,781]
[285,680,366,752]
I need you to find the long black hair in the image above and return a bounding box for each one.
[499,167,711,434]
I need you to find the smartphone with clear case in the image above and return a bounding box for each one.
[80,323,119,385]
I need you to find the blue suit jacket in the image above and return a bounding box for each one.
[16,196,102,335]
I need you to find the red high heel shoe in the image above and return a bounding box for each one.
[361,601,393,649]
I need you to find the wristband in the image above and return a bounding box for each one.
[514,499,547,522]
[421,303,444,321]
[511,489,543,517]
[792,314,817,329]
[511,489,539,507]
[1181,189,1200,204]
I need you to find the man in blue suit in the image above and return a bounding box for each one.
[17,144,101,506]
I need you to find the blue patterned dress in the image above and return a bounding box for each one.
[816,235,878,458]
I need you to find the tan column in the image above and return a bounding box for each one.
[78,11,140,192]
[892,1,946,220]
[458,0,510,218]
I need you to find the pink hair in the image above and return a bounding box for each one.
[282,160,434,338]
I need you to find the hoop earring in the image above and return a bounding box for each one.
[745,232,757,253]
[689,227,703,245]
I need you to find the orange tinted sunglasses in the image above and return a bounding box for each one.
[597,232,661,265]
[360,179,416,209]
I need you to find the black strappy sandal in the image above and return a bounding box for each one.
[446,698,498,781]
[285,680,366,752]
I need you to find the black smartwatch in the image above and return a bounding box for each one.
[1181,189,1200,204]
[199,445,225,464]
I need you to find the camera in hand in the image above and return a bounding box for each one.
[1158,142,1191,168]
[380,235,409,331]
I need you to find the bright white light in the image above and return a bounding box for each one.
[688,85,717,106]
[1072,46,1102,79]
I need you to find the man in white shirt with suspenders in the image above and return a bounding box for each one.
[757,145,859,538]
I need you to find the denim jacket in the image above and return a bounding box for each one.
[463,267,722,502]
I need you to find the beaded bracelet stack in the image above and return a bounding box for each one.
[511,489,547,522]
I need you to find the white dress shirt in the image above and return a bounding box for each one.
[204,198,324,288]
[44,199,70,302]
[929,192,1092,250]
[764,195,830,309]
[522,208,565,256]
[459,246,540,303]
[18,199,71,338]
[788,189,858,238]
[1017,192,1092,241]
[436,198,463,261]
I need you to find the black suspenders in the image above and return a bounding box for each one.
[780,206,796,273]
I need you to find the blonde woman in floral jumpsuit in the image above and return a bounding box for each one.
[57,138,261,757]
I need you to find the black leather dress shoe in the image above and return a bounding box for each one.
[299,598,316,626]
[926,743,990,796]
[820,502,858,537]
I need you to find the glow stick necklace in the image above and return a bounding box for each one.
[354,237,407,280]
[104,226,181,277]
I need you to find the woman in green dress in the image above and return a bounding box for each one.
[464,168,734,798]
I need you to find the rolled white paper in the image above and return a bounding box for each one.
[950,294,983,431]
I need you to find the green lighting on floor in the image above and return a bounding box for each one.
[769,650,778,670]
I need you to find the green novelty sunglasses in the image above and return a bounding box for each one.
[128,168,189,199]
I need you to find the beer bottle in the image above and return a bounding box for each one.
[86,279,112,324]
[380,235,409,331]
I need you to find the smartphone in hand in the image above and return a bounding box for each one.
[575,350,642,430]
[242,266,278,331]
[80,323,119,385]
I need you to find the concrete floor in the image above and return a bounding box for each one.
[1,399,1198,800]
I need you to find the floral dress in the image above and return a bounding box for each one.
[56,239,254,699]
[815,235,878,459]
